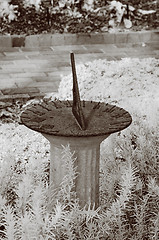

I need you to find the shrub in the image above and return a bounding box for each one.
[0,120,158,239]
[0,0,18,22]
[0,0,158,34]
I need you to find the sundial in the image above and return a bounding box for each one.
[21,53,132,136]
[20,53,132,209]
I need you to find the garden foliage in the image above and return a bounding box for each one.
[0,0,158,34]
[0,58,159,239]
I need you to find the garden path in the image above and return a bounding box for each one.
[0,41,159,101]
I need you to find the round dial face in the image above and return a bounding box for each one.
[21,99,132,137]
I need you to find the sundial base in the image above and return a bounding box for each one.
[42,133,110,208]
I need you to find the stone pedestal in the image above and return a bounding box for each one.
[42,134,109,208]
[21,99,132,209]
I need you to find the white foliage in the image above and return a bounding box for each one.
[58,0,66,8]
[124,18,132,28]
[0,0,17,22]
[16,174,33,216]
[138,9,156,15]
[57,58,159,127]
[106,164,136,221]
[83,0,94,11]
[1,206,17,239]
[148,177,159,196]
[23,0,41,10]
[108,0,134,29]
[109,0,125,23]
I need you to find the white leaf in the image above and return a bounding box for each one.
[138,9,156,15]
[108,19,115,27]
[124,19,132,29]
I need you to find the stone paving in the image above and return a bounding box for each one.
[0,40,159,101]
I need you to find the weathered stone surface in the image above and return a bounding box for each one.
[0,36,12,48]
[21,99,132,137]
[43,133,108,208]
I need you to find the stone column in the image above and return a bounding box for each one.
[42,134,110,208]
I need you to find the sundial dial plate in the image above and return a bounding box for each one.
[21,99,132,137]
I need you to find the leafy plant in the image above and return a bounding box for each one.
[0,122,158,239]
[0,0,18,22]
[0,0,158,34]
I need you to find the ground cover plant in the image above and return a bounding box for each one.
[0,0,158,35]
[0,58,158,239]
